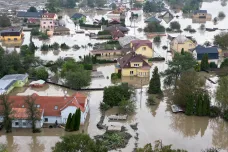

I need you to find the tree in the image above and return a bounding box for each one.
[161,52,196,89]
[200,54,209,71]
[65,0,76,8]
[102,83,134,107]
[144,22,165,33]
[70,114,75,131]
[119,99,136,114]
[220,58,228,68]
[148,66,161,94]
[65,70,91,89]
[96,0,107,7]
[45,0,61,13]
[35,67,48,80]
[75,108,81,130]
[0,144,7,152]
[153,36,161,43]
[133,2,143,8]
[52,42,60,50]
[0,15,11,27]
[218,11,226,19]
[31,28,40,36]
[143,1,164,13]
[216,76,228,110]
[87,0,95,7]
[52,134,107,152]
[65,113,72,131]
[214,32,228,50]
[111,3,117,10]
[0,95,13,133]
[136,141,187,152]
[27,6,38,12]
[173,71,205,108]
[24,95,41,133]
[170,21,181,31]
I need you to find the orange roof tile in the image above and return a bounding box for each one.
[11,108,43,119]
[6,93,87,117]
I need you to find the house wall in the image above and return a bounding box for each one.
[14,77,28,87]
[12,120,42,128]
[40,19,55,30]
[122,68,137,76]
[0,35,22,41]
[5,84,15,94]
[137,69,150,77]
[43,116,62,124]
[171,40,196,53]
[135,46,153,58]
[130,62,143,67]
[81,100,89,125]
[193,13,211,20]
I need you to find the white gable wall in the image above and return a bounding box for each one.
[61,106,78,124]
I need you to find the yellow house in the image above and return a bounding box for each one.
[0,27,23,41]
[170,35,196,53]
[130,40,153,58]
[115,52,151,77]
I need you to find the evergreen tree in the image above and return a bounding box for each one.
[75,108,81,131]
[148,66,161,94]
[197,95,203,116]
[181,48,184,55]
[185,94,194,115]
[65,113,72,131]
[70,114,75,131]
[200,54,209,71]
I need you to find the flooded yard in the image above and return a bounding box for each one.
[1,0,228,151]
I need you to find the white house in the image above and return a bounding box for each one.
[4,93,89,128]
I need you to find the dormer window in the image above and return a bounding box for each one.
[54,106,58,110]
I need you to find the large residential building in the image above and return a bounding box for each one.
[130,40,153,58]
[0,74,28,95]
[170,35,196,53]
[40,13,58,30]
[1,93,89,128]
[192,45,220,64]
[0,27,23,41]
[115,52,151,77]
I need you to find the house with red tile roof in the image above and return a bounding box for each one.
[115,52,151,77]
[40,13,58,30]
[1,93,89,128]
[130,40,153,58]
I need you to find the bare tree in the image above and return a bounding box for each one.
[24,96,41,133]
[0,94,13,133]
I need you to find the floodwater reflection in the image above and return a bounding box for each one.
[170,114,209,138]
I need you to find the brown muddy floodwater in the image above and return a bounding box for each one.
[2,85,228,152]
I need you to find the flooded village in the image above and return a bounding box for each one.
[0,0,228,151]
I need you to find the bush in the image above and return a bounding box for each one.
[166,27,172,32]
[147,95,156,106]
[223,109,228,121]
[80,23,101,28]
[153,36,161,43]
[189,29,196,33]
[209,106,221,118]
[52,42,60,50]
[83,64,93,70]
[39,33,49,40]
[31,28,40,36]
[119,99,136,114]
[100,102,110,111]
[170,21,181,30]
[72,44,80,50]
[111,73,121,79]
[144,22,165,33]
[209,62,217,69]
[106,40,119,45]
[218,11,226,19]
[98,31,110,35]
[41,44,49,51]
[27,24,40,28]
[60,43,70,50]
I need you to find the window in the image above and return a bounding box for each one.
[14,38,17,41]
[43,22,46,24]
[15,122,19,126]
[54,106,58,110]
[22,105,24,108]
[50,22,52,24]
[8,38,11,40]
[142,47,146,50]
[23,122,26,126]
[44,118,48,122]
[37,104,40,108]
[134,64,139,67]
[130,71,134,75]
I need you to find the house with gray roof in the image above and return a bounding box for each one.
[17,11,43,19]
[192,45,220,64]
[0,74,29,94]
[118,36,139,48]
